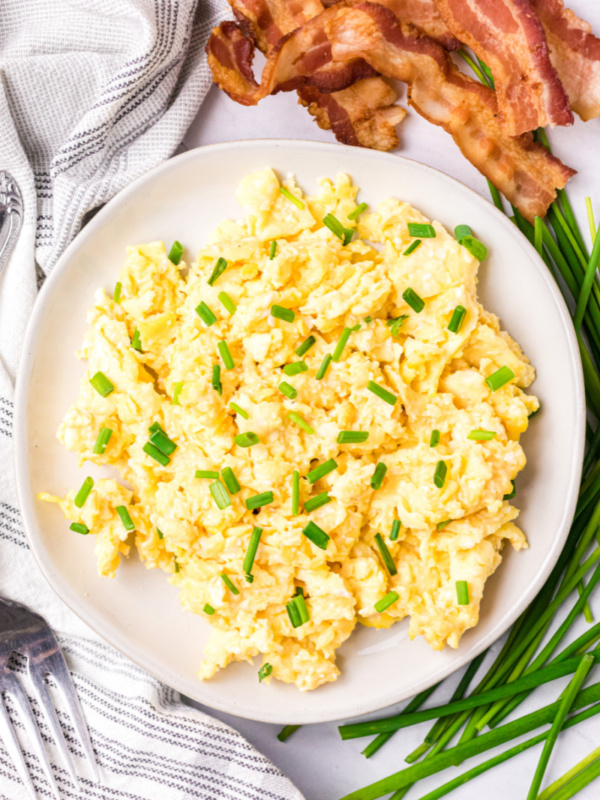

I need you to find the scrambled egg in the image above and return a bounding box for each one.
[41,169,539,691]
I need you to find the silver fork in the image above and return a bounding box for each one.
[0,596,99,798]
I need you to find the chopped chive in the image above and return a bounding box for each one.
[90,371,114,397]
[387,315,408,338]
[172,381,184,405]
[156,528,164,539]
[234,432,259,448]
[271,305,295,323]
[291,469,300,516]
[295,586,304,597]
[430,429,440,447]
[243,526,263,576]
[434,460,448,488]
[348,202,368,220]
[149,421,166,435]
[280,186,304,209]
[218,291,236,315]
[307,458,338,484]
[93,427,113,455]
[278,725,300,742]
[448,304,467,333]
[468,429,497,441]
[316,353,332,380]
[279,381,298,400]
[173,557,180,573]
[74,477,94,508]
[374,532,397,575]
[286,598,302,627]
[367,380,397,407]
[437,519,451,530]
[269,240,277,259]
[486,366,515,391]
[221,573,239,595]
[143,442,170,465]
[221,467,241,494]
[210,481,231,509]
[245,491,274,510]
[370,462,388,490]
[258,663,273,682]
[195,470,220,479]
[70,522,89,535]
[332,327,353,362]
[304,492,331,513]
[203,603,215,615]
[403,239,422,256]
[168,240,183,265]
[294,593,310,624]
[230,402,249,420]
[149,429,177,456]
[302,520,330,550]
[295,336,316,357]
[455,224,472,240]
[323,213,353,245]
[131,328,142,351]
[212,364,222,395]
[283,361,308,377]
[402,287,425,313]
[195,301,217,326]
[408,222,436,238]
[460,235,488,261]
[288,411,314,434]
[218,340,235,370]
[504,480,516,500]
[375,591,400,614]
[116,505,135,531]
[337,430,369,444]
[245,574,254,583]
[113,282,122,304]
[390,520,401,541]
[208,257,228,286]
[456,580,470,605]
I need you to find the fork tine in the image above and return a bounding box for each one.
[1,669,60,799]
[0,690,38,800]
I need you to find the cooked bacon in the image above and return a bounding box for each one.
[531,0,600,121]
[207,1,574,220]
[434,0,573,135]
[378,0,459,48]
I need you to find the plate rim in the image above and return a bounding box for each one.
[14,138,586,723]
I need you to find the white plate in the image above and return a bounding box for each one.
[14,140,585,724]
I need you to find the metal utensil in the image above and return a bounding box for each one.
[0,595,99,798]
[0,170,23,275]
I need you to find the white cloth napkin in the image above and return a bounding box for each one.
[0,2,304,798]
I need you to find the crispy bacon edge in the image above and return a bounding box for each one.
[207,1,575,220]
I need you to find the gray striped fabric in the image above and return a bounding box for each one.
[0,2,305,798]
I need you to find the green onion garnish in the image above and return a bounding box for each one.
[221,467,241,494]
[437,519,451,530]
[243,526,263,576]
[208,257,228,286]
[486,366,515,391]
[374,533,397,575]
[116,505,135,531]
[504,480,516,500]
[403,240,422,256]
[448,305,467,333]
[277,723,301,740]
[143,442,170,466]
[375,591,399,613]
[430,429,440,447]
[280,186,304,209]
[245,491,273,510]
[218,291,236,315]
[455,224,472,240]
[90,371,114,397]
[367,380,397,407]
[156,528,164,539]
[149,429,177,456]
[210,481,230,509]
[195,302,217,326]
[337,431,369,444]
[286,599,301,628]
[168,240,183,265]
[302,520,330,550]
[348,202,368,220]
[402,287,425,313]
[292,470,300,516]
[333,327,353,362]
[212,364,222,395]
[323,213,353,245]
[131,329,142,351]
[387,315,408,338]
[364,316,373,323]
[258,663,273,682]
[390,520,401,541]
[229,402,249,420]
[271,305,295,323]
[196,470,220,479]
[148,421,166,435]
[460,235,488,261]
[113,282,122,303]
[456,580,470,605]
[294,593,310,624]
[283,361,308,377]
[172,381,184,405]
[316,353,332,380]
[269,241,277,259]
[74,477,94,508]
[279,381,298,400]
[218,340,235,370]
[288,411,314,434]
[434,460,448,488]
[245,574,254,584]
[304,492,331,513]
[307,459,337,484]
[70,522,89,535]
[295,336,316,357]
[370,462,388,490]
[221,573,239,595]
[408,222,436,238]
[234,432,259,448]
[203,604,215,615]
[93,427,113,455]
[468,429,497,441]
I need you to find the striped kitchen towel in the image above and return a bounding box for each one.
[0,1,304,798]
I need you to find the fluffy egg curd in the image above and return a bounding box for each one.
[41,168,539,691]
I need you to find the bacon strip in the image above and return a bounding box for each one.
[207,1,574,220]
[531,0,600,122]
[434,0,573,135]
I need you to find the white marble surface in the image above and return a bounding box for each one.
[183,6,600,795]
